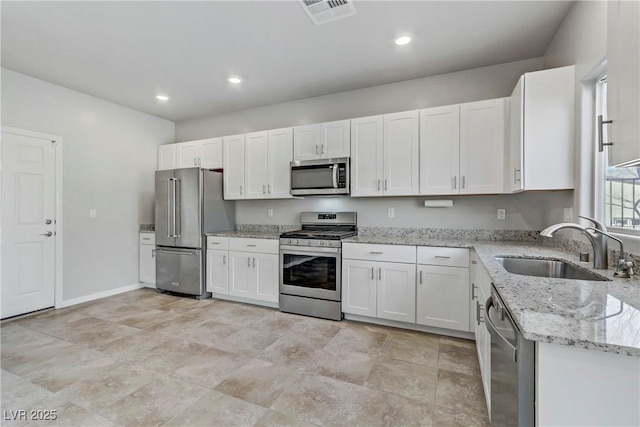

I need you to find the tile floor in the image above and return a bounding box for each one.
[1,289,489,426]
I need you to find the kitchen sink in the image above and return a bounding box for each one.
[494,256,608,281]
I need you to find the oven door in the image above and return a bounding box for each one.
[280,245,341,301]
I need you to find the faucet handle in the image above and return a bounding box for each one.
[579,215,607,232]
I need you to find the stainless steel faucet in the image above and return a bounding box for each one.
[541,216,634,277]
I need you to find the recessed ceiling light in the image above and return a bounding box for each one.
[156,95,170,101]
[228,76,243,84]
[395,36,412,46]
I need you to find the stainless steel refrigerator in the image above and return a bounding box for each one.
[155,168,235,298]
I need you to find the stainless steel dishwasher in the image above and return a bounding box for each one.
[485,286,535,427]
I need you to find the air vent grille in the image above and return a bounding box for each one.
[299,0,356,25]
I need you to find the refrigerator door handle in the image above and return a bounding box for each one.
[167,179,173,237]
[174,178,181,237]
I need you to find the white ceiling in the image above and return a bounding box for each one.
[1,1,573,122]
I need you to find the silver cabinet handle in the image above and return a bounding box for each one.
[369,251,383,254]
[246,244,257,247]
[198,158,202,166]
[514,168,521,183]
[248,257,251,267]
[453,176,457,189]
[371,266,374,280]
[462,176,466,189]
[321,144,325,154]
[263,185,266,194]
[435,255,451,259]
[152,249,155,258]
[193,158,197,166]
[419,270,423,284]
[598,115,614,152]
[471,260,478,265]
[268,185,271,194]
[378,267,382,280]
[315,144,320,155]
[253,257,256,268]
[223,254,226,264]
[239,185,243,195]
[39,231,53,237]
[377,179,381,191]
[384,179,388,191]
[471,283,477,300]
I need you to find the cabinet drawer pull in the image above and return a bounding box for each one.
[419,270,423,284]
[371,266,374,280]
[471,260,477,264]
[247,244,257,247]
[435,255,451,259]
[209,242,220,245]
[142,237,151,241]
[369,251,384,254]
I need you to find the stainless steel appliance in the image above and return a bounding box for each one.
[290,158,349,196]
[485,286,535,427]
[155,168,235,298]
[279,212,357,320]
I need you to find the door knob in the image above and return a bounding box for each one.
[39,231,53,237]
[45,219,52,225]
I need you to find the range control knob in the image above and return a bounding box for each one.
[287,239,292,244]
[294,240,299,245]
[307,240,312,245]
[319,241,325,246]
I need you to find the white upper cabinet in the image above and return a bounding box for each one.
[351,111,419,197]
[198,138,223,169]
[158,144,177,170]
[351,115,384,196]
[459,98,507,195]
[607,0,640,167]
[176,140,200,168]
[293,120,350,161]
[245,131,269,199]
[508,66,575,192]
[419,105,461,195]
[222,134,246,200]
[267,127,294,198]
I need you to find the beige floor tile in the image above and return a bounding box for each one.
[97,330,170,363]
[23,396,118,427]
[114,308,182,330]
[57,363,155,410]
[179,319,242,347]
[253,410,318,427]
[211,326,281,356]
[184,300,267,324]
[2,340,76,378]
[214,359,301,407]
[325,325,388,354]
[1,369,24,386]
[435,369,487,418]
[29,355,117,393]
[173,346,249,389]
[379,329,440,366]
[434,404,490,427]
[250,310,300,336]
[143,314,207,338]
[1,380,56,413]
[288,316,343,343]
[165,390,267,427]
[138,338,210,375]
[257,332,328,368]
[157,297,213,313]
[365,356,438,402]
[38,316,140,348]
[8,311,88,340]
[438,337,481,376]
[101,376,209,426]
[307,346,377,385]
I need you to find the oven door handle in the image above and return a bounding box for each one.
[280,245,341,255]
[332,164,338,189]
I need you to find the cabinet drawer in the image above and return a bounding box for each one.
[417,247,469,267]
[139,233,156,245]
[229,237,279,254]
[207,236,229,250]
[343,243,416,263]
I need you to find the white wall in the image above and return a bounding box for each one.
[176,57,576,231]
[1,69,175,301]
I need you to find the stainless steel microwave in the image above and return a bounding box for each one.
[290,158,349,196]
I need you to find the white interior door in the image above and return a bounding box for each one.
[1,129,57,319]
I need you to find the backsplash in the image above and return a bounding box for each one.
[356,227,541,242]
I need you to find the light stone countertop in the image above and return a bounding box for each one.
[205,230,281,240]
[345,235,640,357]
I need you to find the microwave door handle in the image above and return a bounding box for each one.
[332,164,338,189]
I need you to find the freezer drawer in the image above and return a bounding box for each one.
[155,247,205,297]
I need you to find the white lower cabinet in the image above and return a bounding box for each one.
[416,264,469,331]
[342,259,377,317]
[206,249,228,294]
[139,233,156,286]
[376,262,416,323]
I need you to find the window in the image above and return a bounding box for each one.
[595,76,640,233]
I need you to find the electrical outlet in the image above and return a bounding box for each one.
[388,208,395,218]
[267,209,273,218]
[497,209,506,220]
[564,207,573,222]
[89,209,97,218]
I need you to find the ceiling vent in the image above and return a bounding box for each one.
[299,0,357,25]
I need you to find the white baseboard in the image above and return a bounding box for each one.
[57,283,146,309]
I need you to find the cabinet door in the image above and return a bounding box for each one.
[139,244,156,285]
[383,110,419,196]
[377,262,416,323]
[245,131,269,199]
[158,144,177,171]
[509,76,524,192]
[417,265,470,331]
[228,251,252,298]
[607,0,640,166]
[199,138,223,169]
[342,259,377,317]
[419,105,460,195]
[293,124,319,161]
[459,99,505,195]
[222,134,245,200]
[176,141,200,168]
[350,116,384,197]
[254,253,279,303]
[268,127,293,199]
[206,249,228,294]
[320,120,351,158]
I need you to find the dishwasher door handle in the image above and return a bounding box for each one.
[485,296,517,362]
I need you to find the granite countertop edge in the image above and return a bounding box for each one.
[345,235,640,357]
[205,230,281,239]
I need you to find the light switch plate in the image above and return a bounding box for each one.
[564,207,573,222]
[497,209,506,220]
[267,209,273,218]
[388,208,395,218]
[89,208,97,218]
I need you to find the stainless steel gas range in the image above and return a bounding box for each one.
[279,212,357,321]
